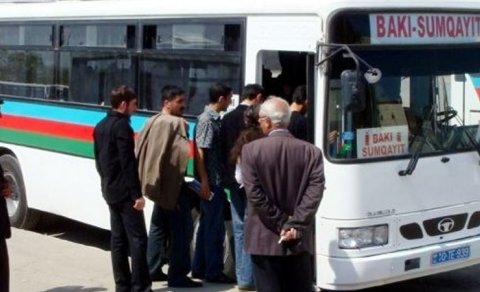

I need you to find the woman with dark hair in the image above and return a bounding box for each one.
[228,104,264,291]
[230,105,265,185]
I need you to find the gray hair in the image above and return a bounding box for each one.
[260,96,291,127]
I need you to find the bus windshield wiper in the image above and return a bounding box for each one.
[399,107,434,176]
[398,133,426,176]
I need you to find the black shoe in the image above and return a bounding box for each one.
[150,271,168,282]
[168,277,203,288]
[206,273,236,284]
[191,272,204,279]
[238,285,256,291]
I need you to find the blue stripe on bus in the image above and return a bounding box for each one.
[471,75,480,88]
[3,100,148,131]
[187,121,195,139]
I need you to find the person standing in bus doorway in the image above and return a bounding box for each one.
[288,85,308,141]
[220,84,264,291]
[192,83,235,284]
[136,85,207,288]
[241,97,325,292]
[93,86,152,292]
[0,98,13,292]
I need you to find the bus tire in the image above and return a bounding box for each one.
[0,154,40,230]
[223,220,235,279]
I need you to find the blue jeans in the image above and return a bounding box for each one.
[230,184,254,287]
[147,184,194,285]
[192,185,226,279]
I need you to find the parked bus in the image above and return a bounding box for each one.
[1,0,480,290]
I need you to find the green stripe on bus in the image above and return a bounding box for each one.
[0,128,195,172]
[0,128,93,158]
[186,159,194,176]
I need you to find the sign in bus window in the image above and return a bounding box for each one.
[357,126,409,159]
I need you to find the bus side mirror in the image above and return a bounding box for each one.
[341,69,365,112]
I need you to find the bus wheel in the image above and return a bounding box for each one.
[0,154,40,230]
[223,220,235,279]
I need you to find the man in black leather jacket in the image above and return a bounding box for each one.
[93,86,151,292]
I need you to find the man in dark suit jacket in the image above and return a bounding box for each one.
[241,97,325,292]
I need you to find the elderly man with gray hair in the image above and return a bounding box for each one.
[241,97,325,292]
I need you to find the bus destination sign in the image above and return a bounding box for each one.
[369,13,480,44]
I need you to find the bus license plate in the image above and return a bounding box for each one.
[431,246,470,265]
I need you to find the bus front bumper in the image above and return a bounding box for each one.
[316,234,480,290]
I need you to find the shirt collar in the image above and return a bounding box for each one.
[204,105,221,120]
[108,110,130,120]
[268,128,290,136]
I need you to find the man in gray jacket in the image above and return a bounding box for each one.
[241,97,325,292]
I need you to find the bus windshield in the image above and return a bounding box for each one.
[326,12,480,161]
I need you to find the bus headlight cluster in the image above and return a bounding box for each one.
[338,224,388,249]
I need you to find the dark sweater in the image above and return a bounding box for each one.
[220,104,249,185]
[288,111,308,141]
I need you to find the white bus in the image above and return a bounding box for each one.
[1,0,480,290]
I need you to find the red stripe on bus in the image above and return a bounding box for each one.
[1,114,93,142]
[188,140,194,157]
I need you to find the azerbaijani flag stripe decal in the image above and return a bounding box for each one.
[0,100,142,157]
[2,114,93,142]
[0,99,197,176]
[0,128,93,157]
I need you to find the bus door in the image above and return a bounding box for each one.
[256,50,315,142]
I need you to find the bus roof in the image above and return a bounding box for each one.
[0,0,480,21]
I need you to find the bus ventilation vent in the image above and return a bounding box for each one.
[400,223,423,240]
[467,211,480,229]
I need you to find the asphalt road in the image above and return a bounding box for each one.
[8,212,480,292]
[8,212,234,292]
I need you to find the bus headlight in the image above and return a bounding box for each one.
[338,224,388,249]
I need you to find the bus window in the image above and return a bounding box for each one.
[138,54,241,115]
[0,24,53,46]
[59,51,136,105]
[326,47,480,160]
[60,24,136,49]
[0,50,54,99]
[139,21,243,115]
[142,22,241,51]
[0,24,55,100]
[58,23,137,104]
